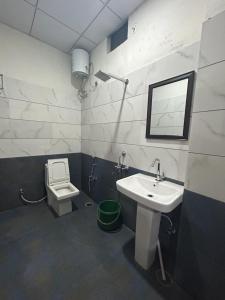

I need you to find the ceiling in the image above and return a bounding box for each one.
[0,0,145,53]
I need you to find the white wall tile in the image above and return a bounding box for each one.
[2,77,81,110]
[82,93,147,124]
[193,60,225,112]
[82,121,189,150]
[9,99,80,124]
[51,123,81,139]
[185,153,225,203]
[0,138,81,158]
[199,10,225,68]
[84,42,199,111]
[10,120,51,139]
[0,98,9,118]
[190,111,225,157]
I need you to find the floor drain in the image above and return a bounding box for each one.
[85,202,94,207]
[155,269,173,287]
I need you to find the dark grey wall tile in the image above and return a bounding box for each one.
[175,190,225,299]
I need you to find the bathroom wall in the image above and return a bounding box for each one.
[81,0,225,286]
[81,0,202,275]
[174,9,225,300]
[82,0,225,184]
[0,24,81,211]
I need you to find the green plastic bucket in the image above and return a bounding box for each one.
[97,200,122,231]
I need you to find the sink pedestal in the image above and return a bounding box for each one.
[135,204,161,270]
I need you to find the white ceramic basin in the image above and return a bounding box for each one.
[116,173,184,213]
[116,173,184,270]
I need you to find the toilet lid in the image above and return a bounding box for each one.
[47,158,70,185]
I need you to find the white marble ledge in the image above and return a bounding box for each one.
[0,139,81,158]
[185,153,225,203]
[81,140,188,182]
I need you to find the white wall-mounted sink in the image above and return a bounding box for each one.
[116,173,184,213]
[116,173,184,270]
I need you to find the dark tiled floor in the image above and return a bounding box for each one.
[0,192,192,300]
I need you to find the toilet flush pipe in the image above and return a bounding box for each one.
[20,188,46,204]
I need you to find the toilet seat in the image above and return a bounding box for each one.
[49,182,79,201]
[45,158,79,216]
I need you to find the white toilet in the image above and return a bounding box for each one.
[45,158,79,216]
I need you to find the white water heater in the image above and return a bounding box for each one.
[72,49,89,78]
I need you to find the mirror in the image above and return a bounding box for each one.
[146,71,195,140]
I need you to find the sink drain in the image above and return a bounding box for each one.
[147,194,154,198]
[85,202,94,208]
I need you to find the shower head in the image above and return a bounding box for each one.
[95,70,111,82]
[95,70,129,85]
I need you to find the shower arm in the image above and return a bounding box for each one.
[106,73,129,85]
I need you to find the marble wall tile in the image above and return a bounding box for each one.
[0,119,12,138]
[9,99,80,124]
[82,93,147,125]
[190,111,225,157]
[199,10,225,68]
[81,43,200,182]
[0,118,81,140]
[51,123,81,139]
[82,121,189,151]
[0,139,81,158]
[110,42,199,103]
[10,120,51,139]
[49,106,81,124]
[52,87,81,110]
[0,98,9,118]
[9,99,52,122]
[185,153,225,203]
[83,42,199,111]
[0,77,81,110]
[81,140,188,182]
[193,60,225,112]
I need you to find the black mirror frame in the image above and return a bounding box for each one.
[146,71,195,140]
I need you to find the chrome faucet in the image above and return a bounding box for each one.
[151,158,165,181]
